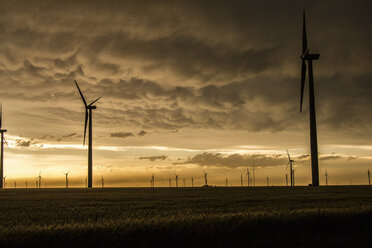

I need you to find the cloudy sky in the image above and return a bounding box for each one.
[0,0,371,187]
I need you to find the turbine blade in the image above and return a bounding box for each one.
[302,10,307,54]
[74,80,87,107]
[286,161,289,171]
[300,60,306,112]
[83,110,88,146]
[88,96,101,107]
[287,149,290,161]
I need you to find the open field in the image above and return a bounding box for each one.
[0,186,371,247]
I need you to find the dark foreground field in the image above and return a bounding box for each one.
[0,186,371,248]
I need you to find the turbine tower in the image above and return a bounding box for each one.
[324,169,328,186]
[240,174,243,187]
[75,80,101,188]
[368,169,370,186]
[300,11,320,186]
[175,174,178,188]
[63,170,70,188]
[286,150,295,187]
[0,104,7,189]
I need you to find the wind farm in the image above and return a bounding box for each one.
[0,1,371,248]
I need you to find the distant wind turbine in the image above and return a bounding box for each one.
[267,176,269,186]
[101,175,104,188]
[324,169,328,186]
[0,104,7,189]
[246,167,250,187]
[74,80,101,188]
[37,172,42,189]
[63,170,70,188]
[191,177,194,187]
[25,179,28,189]
[225,178,228,187]
[151,173,155,188]
[3,176,5,188]
[252,159,255,186]
[240,174,243,187]
[203,170,208,186]
[286,150,295,187]
[175,174,178,188]
[300,11,320,186]
[368,169,370,186]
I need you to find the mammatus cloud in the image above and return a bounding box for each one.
[110,132,134,139]
[138,155,168,161]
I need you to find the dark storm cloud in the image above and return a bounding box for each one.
[177,152,286,168]
[110,132,134,139]
[138,155,168,161]
[16,139,31,147]
[0,0,371,137]
[137,130,147,136]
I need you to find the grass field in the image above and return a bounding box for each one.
[0,186,371,247]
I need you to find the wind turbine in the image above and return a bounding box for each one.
[246,167,250,187]
[3,176,5,188]
[267,176,269,186]
[175,174,178,188]
[63,170,70,188]
[74,80,101,188]
[0,104,7,189]
[324,169,328,186]
[101,175,104,188]
[37,172,42,189]
[252,159,255,186]
[225,178,228,187]
[368,169,370,186]
[191,177,194,187]
[169,178,171,188]
[151,173,155,188]
[300,11,320,186]
[286,150,295,187]
[240,174,243,187]
[203,170,208,186]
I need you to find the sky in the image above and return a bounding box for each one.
[0,0,371,187]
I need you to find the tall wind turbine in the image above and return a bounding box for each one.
[300,11,320,186]
[203,170,208,186]
[286,150,295,187]
[175,174,178,188]
[63,170,70,188]
[74,80,101,188]
[324,169,328,186]
[37,172,42,189]
[0,104,7,189]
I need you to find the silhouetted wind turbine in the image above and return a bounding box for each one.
[267,176,269,186]
[0,104,7,189]
[225,178,228,187]
[175,174,178,188]
[37,172,42,189]
[63,170,70,188]
[324,169,328,186]
[75,80,101,188]
[101,175,104,188]
[246,167,250,187]
[368,169,370,186]
[240,174,243,187]
[191,177,194,187]
[252,159,255,186]
[25,179,28,189]
[203,170,208,186]
[300,11,320,186]
[286,150,295,187]
[169,178,171,188]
